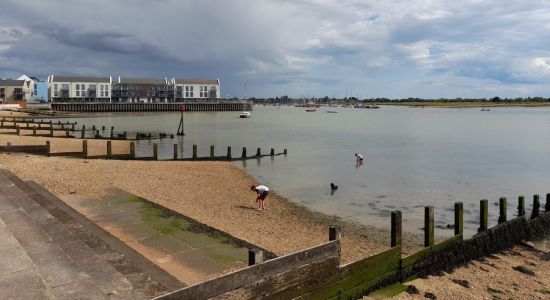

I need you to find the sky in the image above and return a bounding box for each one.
[1,0,550,99]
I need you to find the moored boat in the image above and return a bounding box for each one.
[305,109,317,112]
[239,111,252,118]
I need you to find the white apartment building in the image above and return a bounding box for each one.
[48,75,112,102]
[172,79,220,102]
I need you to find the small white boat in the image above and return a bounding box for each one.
[239,111,252,118]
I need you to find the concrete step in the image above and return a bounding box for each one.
[0,167,182,299]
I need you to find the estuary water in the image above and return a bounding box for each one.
[62,105,550,237]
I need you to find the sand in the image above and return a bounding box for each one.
[391,243,550,299]
[0,110,30,117]
[0,145,406,264]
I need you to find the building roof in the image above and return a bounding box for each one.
[174,79,219,85]
[51,76,110,83]
[0,79,26,87]
[119,77,167,85]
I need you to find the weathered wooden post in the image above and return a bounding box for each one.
[148,133,152,140]
[123,131,127,140]
[46,141,50,157]
[81,125,85,139]
[242,147,247,158]
[173,144,178,160]
[153,143,158,160]
[454,202,463,236]
[65,128,70,137]
[531,194,540,219]
[72,124,75,130]
[546,193,550,212]
[92,125,96,131]
[26,121,29,128]
[248,249,264,266]
[256,148,261,157]
[210,145,215,158]
[130,142,135,159]
[0,120,3,127]
[38,123,41,129]
[33,126,37,136]
[16,125,20,135]
[110,126,114,139]
[328,226,341,241]
[82,140,88,158]
[49,126,54,137]
[478,199,488,232]
[107,141,112,158]
[424,206,434,247]
[518,196,525,217]
[498,197,507,224]
[270,148,275,156]
[192,144,197,159]
[102,126,105,131]
[284,149,288,156]
[227,146,232,159]
[391,210,402,247]
[61,123,65,130]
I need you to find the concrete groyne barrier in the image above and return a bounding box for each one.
[154,196,550,300]
[51,102,253,112]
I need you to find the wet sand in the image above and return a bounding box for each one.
[391,243,550,299]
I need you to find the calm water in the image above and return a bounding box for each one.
[60,105,550,237]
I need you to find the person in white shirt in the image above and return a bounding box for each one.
[250,185,270,211]
[355,153,364,162]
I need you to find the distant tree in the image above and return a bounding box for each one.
[491,96,501,102]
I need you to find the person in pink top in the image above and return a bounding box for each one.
[250,185,270,211]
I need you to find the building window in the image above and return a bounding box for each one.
[105,91,109,97]
[76,91,80,97]
[76,84,80,90]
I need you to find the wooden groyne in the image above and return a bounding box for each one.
[155,196,550,299]
[51,102,253,112]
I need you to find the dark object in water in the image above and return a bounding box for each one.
[170,134,174,139]
[159,133,167,138]
[330,183,338,190]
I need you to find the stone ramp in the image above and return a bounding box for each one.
[0,167,184,299]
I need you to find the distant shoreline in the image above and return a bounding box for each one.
[380,102,550,108]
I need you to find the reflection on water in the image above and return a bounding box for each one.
[58,105,550,237]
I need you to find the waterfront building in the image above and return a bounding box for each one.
[172,79,220,103]
[18,75,47,101]
[112,77,171,103]
[47,75,112,102]
[0,79,33,102]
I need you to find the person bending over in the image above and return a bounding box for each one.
[251,185,269,211]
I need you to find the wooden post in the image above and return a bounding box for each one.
[26,121,29,128]
[546,193,550,212]
[498,197,507,224]
[0,120,3,127]
[82,140,88,158]
[391,210,402,247]
[328,226,341,241]
[148,133,152,140]
[38,123,42,129]
[518,196,525,217]
[61,123,64,130]
[102,125,105,131]
[65,128,70,137]
[92,125,96,131]
[71,124,75,130]
[110,126,114,138]
[107,141,112,158]
[46,141,50,157]
[454,202,463,236]
[478,199,488,232]
[50,126,54,137]
[227,146,232,159]
[6,142,10,150]
[130,142,135,159]
[242,147,247,158]
[153,143,158,160]
[248,249,264,266]
[256,148,261,157]
[531,194,540,219]
[284,148,287,155]
[173,144,178,160]
[16,125,20,135]
[123,131,127,140]
[192,144,197,159]
[210,145,215,158]
[81,125,85,139]
[424,206,434,247]
[270,148,275,156]
[33,126,37,136]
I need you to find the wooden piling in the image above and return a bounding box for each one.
[248,249,264,266]
[130,142,135,159]
[546,193,550,212]
[192,144,197,159]
[123,131,127,140]
[391,210,402,247]
[256,148,261,157]
[46,141,50,157]
[454,202,463,236]
[33,126,37,136]
[72,124,75,130]
[65,128,70,137]
[518,196,525,217]
[270,148,275,156]
[107,141,112,158]
[210,145,215,158]
[102,126,105,131]
[173,144,178,160]
[531,194,540,219]
[242,147,247,158]
[424,206,434,247]
[16,126,20,135]
[227,146,232,159]
[92,125,96,131]
[81,125,85,139]
[328,226,341,241]
[110,126,114,138]
[153,143,158,160]
[479,199,488,232]
[50,126,54,137]
[498,197,507,224]
[82,140,88,158]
